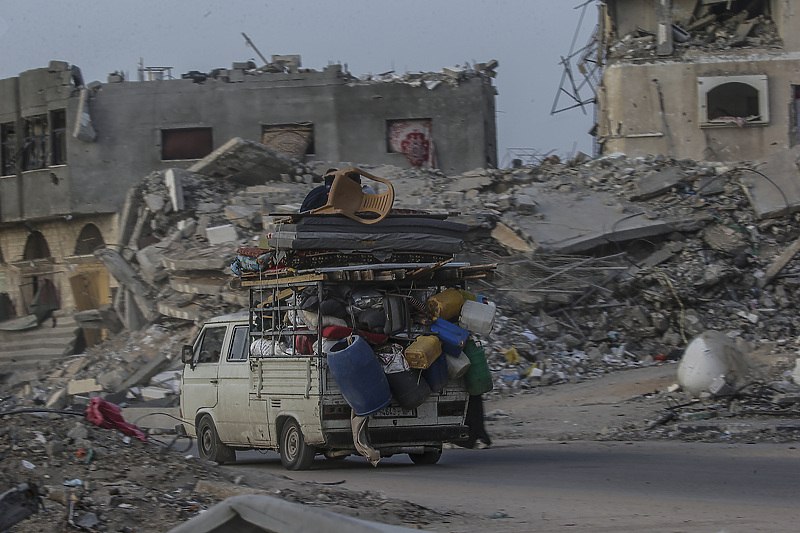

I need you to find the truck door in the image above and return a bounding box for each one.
[182,325,226,424]
[215,325,258,443]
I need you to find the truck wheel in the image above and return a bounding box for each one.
[280,419,316,470]
[409,448,442,465]
[197,416,236,464]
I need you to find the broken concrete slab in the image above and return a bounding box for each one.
[164,168,188,211]
[739,146,800,219]
[136,244,169,285]
[491,222,534,253]
[45,387,68,409]
[224,204,260,228]
[240,184,303,206]
[67,378,102,395]
[95,248,158,323]
[206,224,238,245]
[162,244,237,271]
[169,273,229,295]
[632,166,688,200]
[144,193,165,213]
[507,184,708,254]
[73,306,124,333]
[157,302,203,322]
[117,354,168,393]
[117,184,144,251]
[448,175,493,193]
[188,137,300,185]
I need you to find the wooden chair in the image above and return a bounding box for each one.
[309,167,395,224]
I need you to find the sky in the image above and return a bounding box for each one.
[0,0,598,167]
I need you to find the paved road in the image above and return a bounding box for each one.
[231,440,800,532]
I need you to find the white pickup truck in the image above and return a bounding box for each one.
[179,312,470,470]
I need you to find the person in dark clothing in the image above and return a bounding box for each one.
[300,169,338,212]
[456,394,492,449]
[300,168,372,213]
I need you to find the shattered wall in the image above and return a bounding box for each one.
[0,214,117,312]
[597,0,800,162]
[0,58,497,323]
[598,55,800,161]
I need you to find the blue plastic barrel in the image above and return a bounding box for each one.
[328,336,393,416]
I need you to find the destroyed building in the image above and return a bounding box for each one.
[0,57,498,357]
[595,0,800,162]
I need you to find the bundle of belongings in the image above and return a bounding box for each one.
[234,167,496,460]
[250,284,496,420]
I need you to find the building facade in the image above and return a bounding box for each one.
[596,0,800,162]
[0,58,498,326]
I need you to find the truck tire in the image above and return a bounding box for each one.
[197,416,236,464]
[280,419,316,471]
[409,448,442,465]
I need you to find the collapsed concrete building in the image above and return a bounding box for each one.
[595,0,800,162]
[0,57,498,357]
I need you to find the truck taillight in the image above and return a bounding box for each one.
[322,405,350,420]
[437,401,466,417]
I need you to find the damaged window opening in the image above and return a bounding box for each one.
[22,115,48,171]
[0,121,15,176]
[50,109,67,165]
[698,75,768,127]
[705,0,767,18]
[22,231,51,260]
[74,223,105,255]
[261,123,314,159]
[161,127,213,160]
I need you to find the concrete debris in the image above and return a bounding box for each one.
[609,11,782,60]
[4,142,800,524]
[188,137,305,186]
[739,145,800,219]
[0,408,449,532]
[354,60,498,88]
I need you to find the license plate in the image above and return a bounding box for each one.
[372,406,417,418]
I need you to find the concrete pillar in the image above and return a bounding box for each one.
[656,0,674,56]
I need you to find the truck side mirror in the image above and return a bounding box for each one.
[181,345,194,365]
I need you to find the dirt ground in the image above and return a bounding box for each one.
[3,361,799,533]
[484,363,680,442]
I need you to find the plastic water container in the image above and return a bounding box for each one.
[327,336,393,416]
[463,339,493,395]
[446,351,472,380]
[422,352,448,393]
[458,300,497,336]
[431,318,469,356]
[427,288,465,321]
[404,335,442,369]
[386,370,431,409]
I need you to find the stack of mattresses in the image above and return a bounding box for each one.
[266,215,468,255]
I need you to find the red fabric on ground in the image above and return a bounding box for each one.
[85,397,148,442]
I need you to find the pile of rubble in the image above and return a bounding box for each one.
[4,137,800,437]
[0,409,450,532]
[353,60,498,89]
[608,5,783,60]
